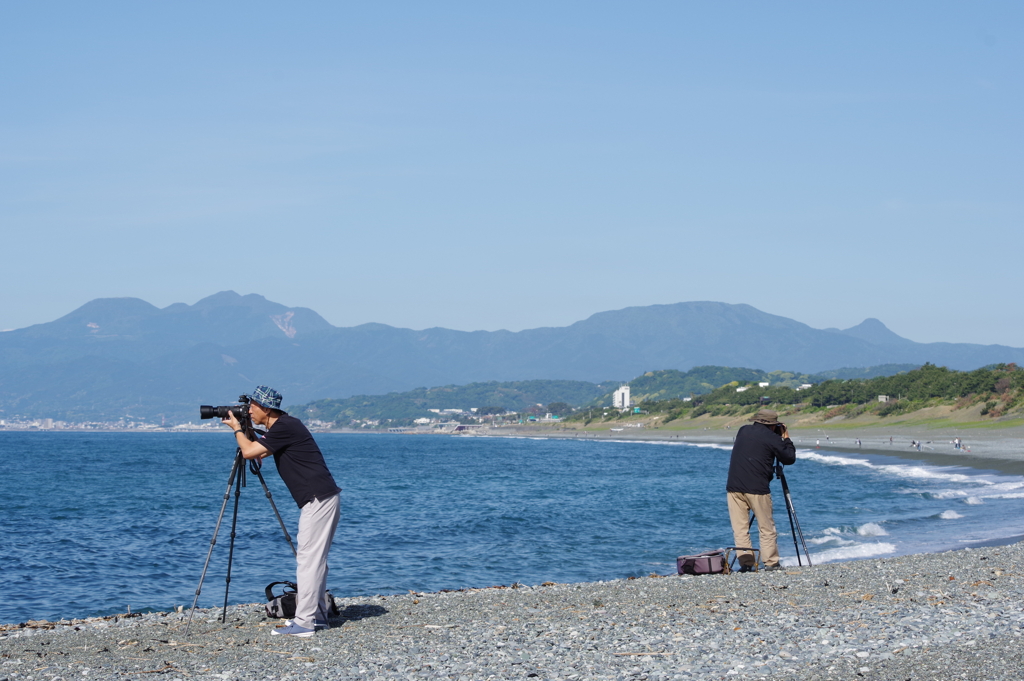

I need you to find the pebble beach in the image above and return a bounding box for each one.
[3,541,1022,681]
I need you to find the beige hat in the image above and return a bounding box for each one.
[749,409,780,425]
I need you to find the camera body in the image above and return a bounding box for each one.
[200,394,252,424]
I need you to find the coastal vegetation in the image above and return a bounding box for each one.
[297,379,616,426]
[587,364,918,407]
[568,363,1024,426]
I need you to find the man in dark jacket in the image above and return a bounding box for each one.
[726,409,796,570]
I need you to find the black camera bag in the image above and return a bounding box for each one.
[265,581,340,619]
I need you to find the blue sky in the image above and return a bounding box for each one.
[2,2,1021,345]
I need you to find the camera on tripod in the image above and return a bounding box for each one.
[200,395,251,424]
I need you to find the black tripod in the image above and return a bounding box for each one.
[185,429,296,636]
[775,463,812,566]
[744,464,813,567]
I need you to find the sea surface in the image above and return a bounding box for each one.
[2,432,1023,625]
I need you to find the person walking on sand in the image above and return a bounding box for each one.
[726,409,796,572]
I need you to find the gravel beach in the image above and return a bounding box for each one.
[4,542,1022,680]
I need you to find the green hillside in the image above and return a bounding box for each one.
[586,364,919,407]
[295,379,616,426]
[574,363,1023,424]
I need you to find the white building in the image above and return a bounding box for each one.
[758,382,770,388]
[612,385,631,409]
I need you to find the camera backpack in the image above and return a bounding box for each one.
[264,581,340,619]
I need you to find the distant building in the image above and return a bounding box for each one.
[796,383,814,391]
[736,386,749,392]
[758,382,770,388]
[878,395,889,403]
[612,385,631,409]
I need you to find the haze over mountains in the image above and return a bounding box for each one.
[2,291,1022,423]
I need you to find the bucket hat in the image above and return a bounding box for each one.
[749,408,780,425]
[249,385,285,412]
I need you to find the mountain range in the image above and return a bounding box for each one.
[2,291,1022,423]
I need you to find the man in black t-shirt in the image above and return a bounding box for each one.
[726,409,796,571]
[223,385,341,638]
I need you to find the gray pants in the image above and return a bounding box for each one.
[293,492,341,629]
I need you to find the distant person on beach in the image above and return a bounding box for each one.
[222,385,341,638]
[725,409,796,571]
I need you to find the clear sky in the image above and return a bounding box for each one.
[2,2,1021,345]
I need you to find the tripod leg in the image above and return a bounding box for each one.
[785,491,813,567]
[782,490,802,566]
[251,461,297,556]
[221,452,245,622]
[185,454,241,636]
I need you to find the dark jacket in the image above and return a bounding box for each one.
[726,423,797,495]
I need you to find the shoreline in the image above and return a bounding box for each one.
[467,423,1024,476]
[3,542,1022,680]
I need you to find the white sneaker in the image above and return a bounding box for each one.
[283,618,329,630]
[271,623,315,637]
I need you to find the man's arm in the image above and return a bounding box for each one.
[775,425,797,466]
[221,412,271,460]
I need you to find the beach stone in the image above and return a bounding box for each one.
[2,542,1024,680]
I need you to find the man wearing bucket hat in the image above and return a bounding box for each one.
[222,385,341,637]
[725,409,796,571]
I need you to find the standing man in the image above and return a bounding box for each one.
[223,385,341,638]
[726,409,796,571]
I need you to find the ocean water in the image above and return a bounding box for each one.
[2,432,1022,625]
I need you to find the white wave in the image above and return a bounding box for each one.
[939,510,964,519]
[808,535,855,546]
[801,451,1022,487]
[783,541,896,565]
[985,481,1024,492]
[799,451,875,468]
[931,489,968,499]
[856,522,888,537]
[964,497,984,505]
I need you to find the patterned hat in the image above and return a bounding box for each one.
[249,385,284,411]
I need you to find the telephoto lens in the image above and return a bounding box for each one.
[199,405,246,420]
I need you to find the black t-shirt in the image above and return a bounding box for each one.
[258,414,341,508]
[726,423,797,495]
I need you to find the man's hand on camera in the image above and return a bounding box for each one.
[222,411,241,431]
[780,426,790,439]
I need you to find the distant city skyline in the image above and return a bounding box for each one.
[2,3,1021,345]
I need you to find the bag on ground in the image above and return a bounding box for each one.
[264,581,341,619]
[677,549,726,575]
[265,581,298,618]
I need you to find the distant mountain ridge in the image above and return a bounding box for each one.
[1,292,1022,423]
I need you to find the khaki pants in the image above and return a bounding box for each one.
[727,492,780,568]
